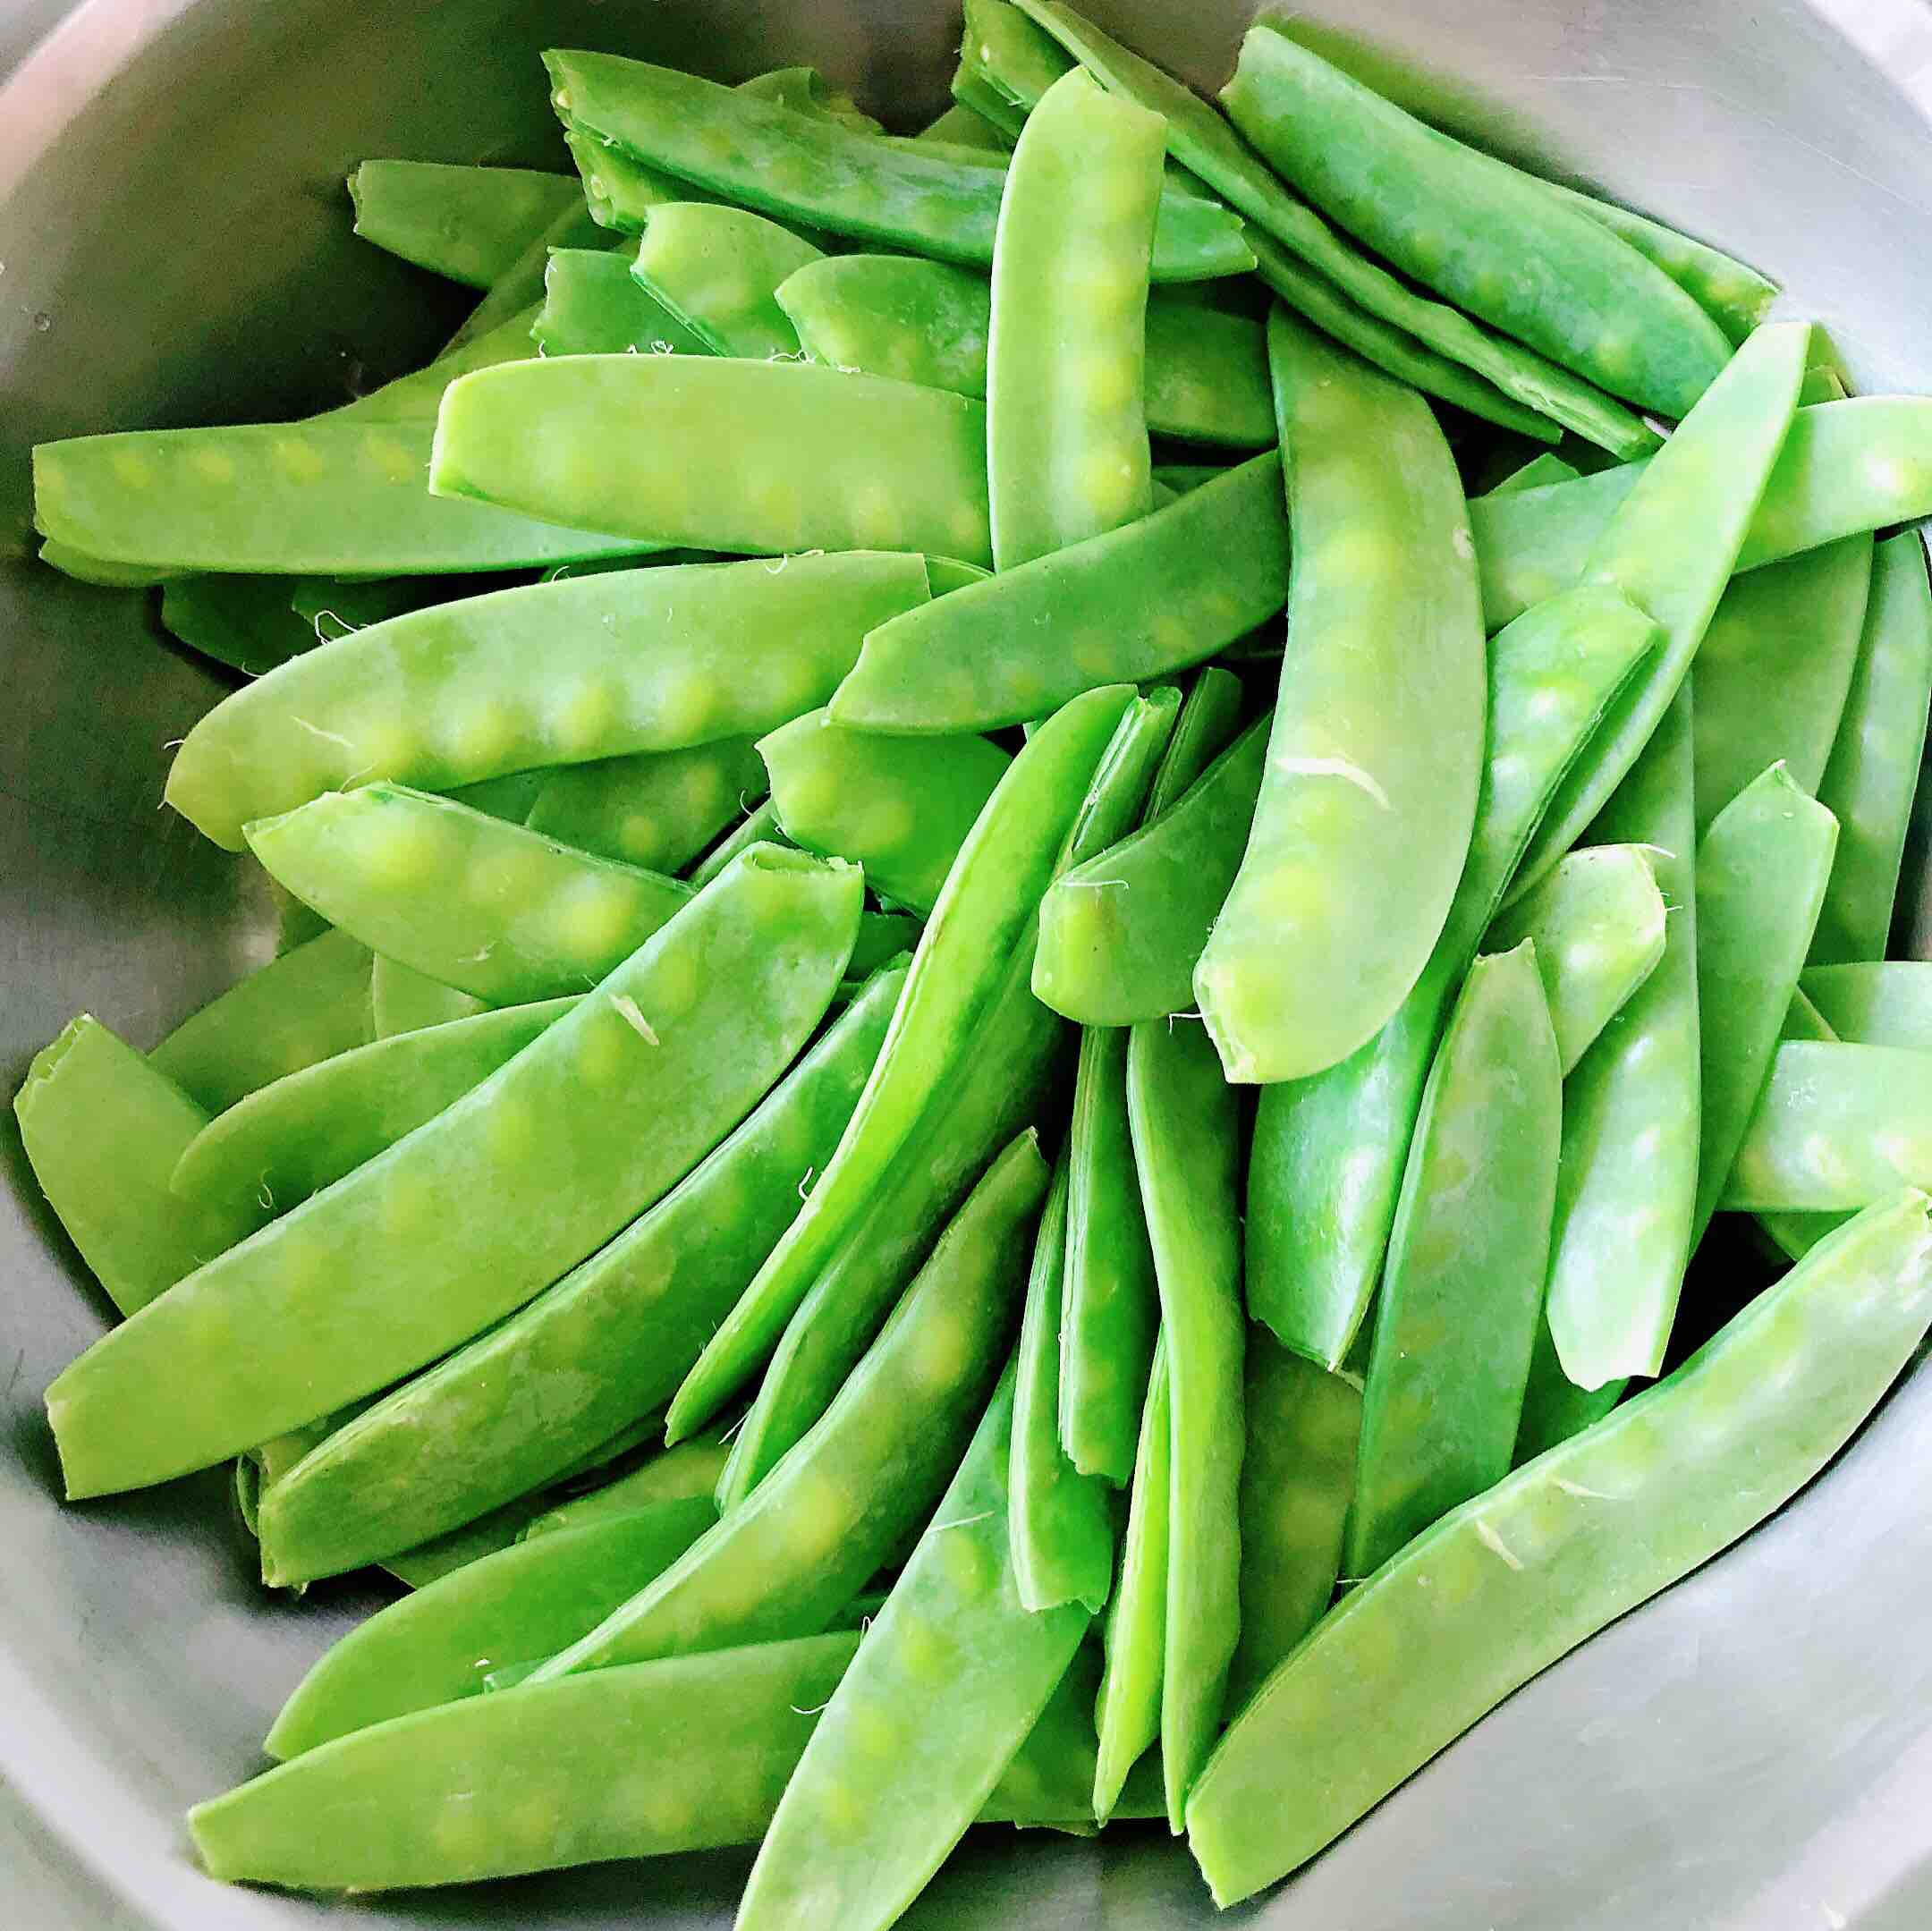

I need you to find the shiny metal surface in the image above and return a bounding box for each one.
[4,2,1932,1924]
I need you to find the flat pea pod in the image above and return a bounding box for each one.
[632,202,822,359]
[165,550,928,850]
[1188,1190,1932,1906]
[45,844,860,1499]
[149,927,375,1113]
[961,0,1072,117]
[831,453,1288,734]
[953,66,1028,140]
[160,572,318,676]
[168,997,576,1229]
[14,1018,260,1318]
[735,1362,1092,1931]
[369,955,486,1037]
[521,1436,735,1540]
[1196,309,1484,1086]
[254,966,900,1582]
[532,247,711,357]
[1486,846,1667,1075]
[543,50,1253,283]
[525,738,766,875]
[530,1131,1046,1681]
[689,799,786,885]
[348,161,581,288]
[665,684,1135,1442]
[1347,941,1562,1578]
[440,189,614,354]
[432,354,995,566]
[1803,961,1932,1047]
[736,65,882,135]
[1692,535,1874,832]
[759,708,1011,917]
[1127,1013,1244,1827]
[917,102,1012,152]
[1811,532,1932,963]
[1484,452,1580,495]
[564,122,694,231]
[379,1497,555,1590]
[38,538,185,587]
[264,1497,716,1757]
[1512,1316,1625,1467]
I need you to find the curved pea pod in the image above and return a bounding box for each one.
[1196,311,1484,1086]
[521,1436,734,1540]
[759,709,1011,916]
[524,737,765,874]
[544,50,1253,283]
[159,572,318,676]
[1228,1332,1360,1708]
[1486,846,1667,1075]
[631,202,822,359]
[1802,961,1932,1047]
[14,1018,261,1318]
[531,246,711,357]
[44,845,861,1499]
[1347,942,1562,1578]
[369,955,486,1037]
[1188,1190,1932,1906]
[38,538,185,587]
[149,927,375,1113]
[380,1496,556,1591]
[834,453,1287,735]
[255,969,899,1582]
[348,160,581,288]
[1811,532,1932,963]
[665,684,1136,1442]
[168,997,576,1230]
[1127,1014,1244,1827]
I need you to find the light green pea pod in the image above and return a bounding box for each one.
[759,708,1011,916]
[1010,1161,1114,1613]
[689,798,786,885]
[530,1132,1047,1681]
[160,573,318,676]
[531,246,712,357]
[665,683,1137,1442]
[1484,452,1581,495]
[369,955,485,1037]
[833,452,1288,734]
[916,101,1012,151]
[521,1436,734,1540]
[1347,942,1562,1578]
[1692,765,1839,1239]
[14,1018,260,1317]
[432,354,995,565]
[38,538,185,587]
[1799,362,1847,406]
[1127,1014,1244,1828]
[348,160,581,288]
[149,927,375,1113]
[961,0,1072,116]
[631,202,823,359]
[564,121,691,230]
[1692,536,1874,833]
[442,765,551,821]
[524,737,765,874]
[1750,997,1874,1266]
[1811,532,1932,963]
[1228,1330,1360,1708]
[1197,310,1484,1086]
[46,845,861,1499]
[545,50,1252,282]
[1486,846,1668,1075]
[1803,961,1932,1047]
[1190,1190,1932,1905]
[736,65,883,134]
[736,1361,1092,1931]
[379,1497,555,1590]
[953,64,1028,139]
[167,997,576,1229]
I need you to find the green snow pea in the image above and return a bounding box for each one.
[1347,941,1562,1578]
[38,538,184,586]
[255,967,899,1581]
[1196,310,1484,1085]
[1127,1013,1244,1827]
[917,102,1012,152]
[165,550,928,850]
[45,844,860,1498]
[1190,1190,1932,1905]
[1803,962,1932,1047]
[690,799,786,885]
[543,51,1252,283]
[760,709,1010,916]
[369,956,485,1037]
[735,1362,1092,1931]
[441,191,613,355]
[632,202,822,359]
[149,927,375,1113]
[432,354,994,565]
[348,161,581,289]
[833,453,1287,734]
[380,1499,555,1590]
[1485,452,1580,495]
[525,738,765,874]
[14,1018,259,1318]
[167,997,575,1229]
[665,684,1136,1441]
[1811,533,1932,962]
[1512,1317,1624,1466]
[289,574,449,645]
[442,766,550,822]
[953,66,1028,140]
[530,1132,1046,1681]
[961,0,1071,117]
[530,246,712,358]
[159,573,317,676]
[1691,536,1874,832]
[736,65,882,135]
[521,1436,735,1540]
[564,123,693,231]
[1486,846,1667,1075]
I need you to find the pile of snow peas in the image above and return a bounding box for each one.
[21,3,1932,1918]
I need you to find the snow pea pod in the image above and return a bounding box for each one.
[1803,962,1932,1047]
[543,50,1253,283]
[1347,942,1562,1578]
[46,845,860,1498]
[1127,1014,1243,1827]
[832,452,1286,734]
[369,956,484,1037]
[1190,1190,1932,1905]
[348,161,580,289]
[255,967,899,1582]
[166,549,928,850]
[521,1436,734,1539]
[159,572,318,676]
[665,684,1135,1442]
[632,202,822,359]
[961,0,1071,116]
[524,738,765,874]
[736,65,882,135]
[1811,532,1932,963]
[530,246,711,357]
[432,354,995,565]
[38,538,184,586]
[442,191,612,353]
[918,102,1012,152]
[1485,452,1580,495]
[759,708,1010,916]
[1196,310,1484,1086]
[690,799,786,885]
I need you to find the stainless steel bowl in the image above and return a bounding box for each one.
[5,3,1932,1924]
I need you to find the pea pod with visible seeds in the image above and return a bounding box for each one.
[524,738,766,875]
[632,202,822,359]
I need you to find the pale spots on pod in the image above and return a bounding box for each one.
[850,484,901,548]
[654,665,716,744]
[648,943,705,1025]
[936,1521,993,1596]
[485,1103,534,1161]
[948,501,991,555]
[855,792,916,853]
[893,1613,953,1686]
[575,1015,631,1088]
[907,1311,971,1393]
[272,436,327,484]
[510,1790,564,1848]
[441,701,520,774]
[554,878,642,967]
[362,434,419,487]
[352,809,443,890]
[616,813,662,866]
[812,1776,867,1842]
[191,447,236,486]
[785,1468,855,1561]
[1078,450,1140,524]
[470,840,554,907]
[549,680,622,758]
[353,719,419,782]
[1077,354,1135,416]
[110,450,154,489]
